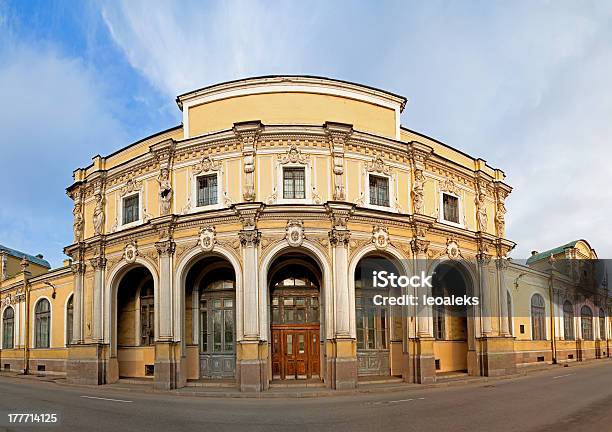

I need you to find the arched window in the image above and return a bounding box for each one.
[531,294,546,340]
[66,295,74,346]
[581,306,593,340]
[507,291,513,335]
[2,307,14,349]
[599,309,606,340]
[563,301,575,340]
[34,299,51,348]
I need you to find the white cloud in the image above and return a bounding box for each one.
[0,22,128,266]
[99,0,612,258]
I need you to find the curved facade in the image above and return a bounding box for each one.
[0,76,609,391]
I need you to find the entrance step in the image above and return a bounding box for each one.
[358,376,404,386]
[186,379,236,388]
[270,379,325,388]
[117,377,153,386]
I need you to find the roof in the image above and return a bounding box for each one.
[176,75,408,111]
[526,240,580,264]
[0,244,51,268]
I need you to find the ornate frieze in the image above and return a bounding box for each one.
[278,143,309,165]
[193,154,221,175]
[120,178,143,196]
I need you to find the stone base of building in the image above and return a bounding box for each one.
[0,357,24,373]
[66,343,109,385]
[326,339,357,390]
[478,336,517,376]
[236,341,268,392]
[410,337,436,384]
[154,341,182,390]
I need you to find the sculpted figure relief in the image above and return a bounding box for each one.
[93,192,105,236]
[73,201,84,242]
[475,192,488,232]
[157,168,173,216]
[412,169,425,214]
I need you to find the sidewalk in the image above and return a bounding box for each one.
[2,357,610,399]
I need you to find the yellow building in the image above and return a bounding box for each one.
[0,76,609,391]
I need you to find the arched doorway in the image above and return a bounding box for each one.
[115,266,156,378]
[431,261,475,374]
[185,255,236,379]
[354,254,403,377]
[268,253,322,380]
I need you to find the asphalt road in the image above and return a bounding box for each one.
[1,361,612,432]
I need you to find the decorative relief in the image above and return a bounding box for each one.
[1,293,14,307]
[120,178,143,196]
[355,192,365,207]
[475,190,488,232]
[325,122,352,201]
[445,239,462,260]
[285,220,305,247]
[157,167,173,216]
[233,121,262,202]
[198,226,216,252]
[155,240,175,256]
[372,226,389,250]
[440,178,459,195]
[365,153,391,175]
[123,241,138,263]
[311,187,322,205]
[89,256,107,270]
[265,187,278,205]
[193,155,220,175]
[223,192,235,207]
[278,143,309,165]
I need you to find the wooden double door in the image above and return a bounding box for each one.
[272,325,320,380]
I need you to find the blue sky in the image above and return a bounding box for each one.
[1,0,611,267]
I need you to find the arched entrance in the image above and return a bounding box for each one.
[431,261,475,375]
[115,265,156,378]
[185,255,236,379]
[268,253,322,380]
[354,254,403,377]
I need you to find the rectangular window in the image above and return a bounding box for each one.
[283,167,306,199]
[369,175,389,207]
[122,194,139,225]
[442,193,459,224]
[197,174,218,207]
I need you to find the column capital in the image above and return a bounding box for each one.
[410,238,430,256]
[89,256,107,270]
[155,240,176,256]
[70,261,86,275]
[329,228,351,247]
[239,229,261,247]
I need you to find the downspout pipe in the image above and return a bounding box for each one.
[21,258,31,375]
[549,272,557,364]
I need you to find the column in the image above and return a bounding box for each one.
[497,259,510,336]
[411,239,431,338]
[154,239,178,390]
[90,257,106,343]
[328,228,356,390]
[70,262,86,344]
[237,229,266,392]
[477,253,492,336]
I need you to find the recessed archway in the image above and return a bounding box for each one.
[431,260,476,375]
[268,252,322,381]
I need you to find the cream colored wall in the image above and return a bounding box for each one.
[188,92,397,139]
